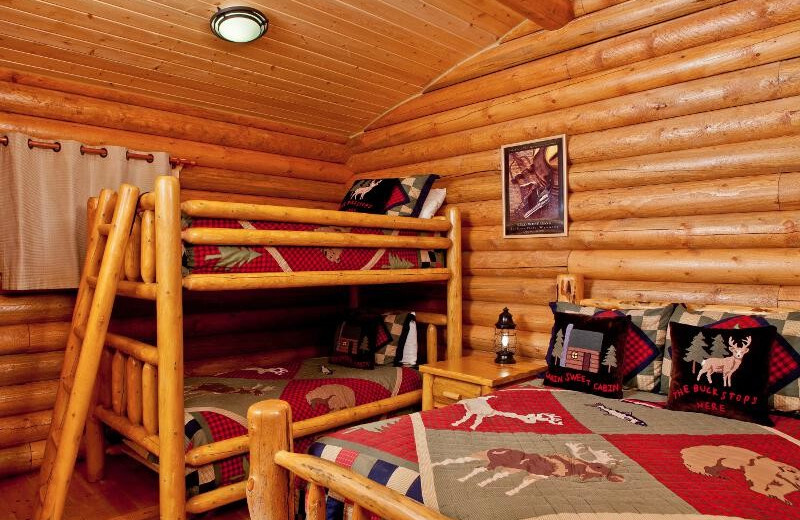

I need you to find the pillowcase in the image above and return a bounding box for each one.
[339,175,438,217]
[330,312,385,369]
[399,317,419,366]
[544,311,631,398]
[375,312,413,366]
[666,322,775,425]
[551,302,674,392]
[418,188,446,219]
[660,305,800,413]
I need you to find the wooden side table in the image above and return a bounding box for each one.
[418,350,548,410]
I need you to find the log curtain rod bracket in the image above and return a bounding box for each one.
[0,135,196,167]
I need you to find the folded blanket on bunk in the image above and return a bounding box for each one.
[310,384,800,520]
[182,357,420,495]
[182,217,444,274]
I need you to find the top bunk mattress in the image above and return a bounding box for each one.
[182,217,445,275]
[309,383,800,520]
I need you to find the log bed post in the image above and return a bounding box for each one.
[247,400,293,520]
[155,176,187,520]
[445,207,462,360]
[556,274,584,304]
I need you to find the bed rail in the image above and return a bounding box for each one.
[247,400,451,520]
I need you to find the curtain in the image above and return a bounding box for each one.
[0,132,171,290]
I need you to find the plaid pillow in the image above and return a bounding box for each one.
[551,302,674,392]
[660,305,800,412]
[385,175,438,218]
[375,312,413,366]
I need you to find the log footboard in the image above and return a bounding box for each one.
[247,400,450,520]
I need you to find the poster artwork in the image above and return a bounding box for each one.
[502,135,567,237]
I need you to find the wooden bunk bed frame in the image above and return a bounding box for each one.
[244,273,798,520]
[34,176,462,520]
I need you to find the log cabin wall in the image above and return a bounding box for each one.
[0,71,352,477]
[348,0,800,359]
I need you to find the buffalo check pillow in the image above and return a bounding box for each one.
[660,305,800,413]
[551,302,674,392]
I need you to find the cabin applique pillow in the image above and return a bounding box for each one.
[660,306,800,413]
[551,302,674,392]
[544,312,630,398]
[667,322,776,425]
[330,312,387,370]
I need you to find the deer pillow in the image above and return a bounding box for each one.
[544,312,630,399]
[666,322,776,425]
[339,175,439,217]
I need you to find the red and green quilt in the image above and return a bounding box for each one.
[182,217,444,274]
[181,357,420,496]
[310,384,800,520]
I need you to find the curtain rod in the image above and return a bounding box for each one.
[0,135,196,167]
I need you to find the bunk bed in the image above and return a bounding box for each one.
[34,176,462,520]
[244,274,800,520]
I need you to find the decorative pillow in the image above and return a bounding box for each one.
[544,311,630,398]
[375,312,413,366]
[339,178,400,214]
[660,306,800,413]
[330,312,386,369]
[339,175,438,217]
[418,188,446,219]
[551,302,674,392]
[666,322,775,425]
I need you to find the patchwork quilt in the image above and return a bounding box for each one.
[310,384,800,520]
[182,217,444,274]
[181,357,420,495]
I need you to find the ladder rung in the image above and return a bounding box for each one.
[88,276,157,300]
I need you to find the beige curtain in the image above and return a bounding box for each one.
[0,133,171,290]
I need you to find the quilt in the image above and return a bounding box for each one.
[310,384,800,520]
[181,357,420,495]
[182,217,444,274]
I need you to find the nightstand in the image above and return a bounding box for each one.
[418,350,548,410]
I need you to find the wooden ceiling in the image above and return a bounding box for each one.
[0,0,530,137]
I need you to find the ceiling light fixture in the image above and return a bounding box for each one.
[210,6,269,43]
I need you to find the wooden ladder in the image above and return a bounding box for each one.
[34,184,141,520]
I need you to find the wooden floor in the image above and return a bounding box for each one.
[0,457,249,520]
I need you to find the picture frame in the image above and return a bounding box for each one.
[501,135,568,238]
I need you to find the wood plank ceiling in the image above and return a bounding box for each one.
[0,0,526,137]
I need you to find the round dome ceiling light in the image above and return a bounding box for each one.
[210,6,269,43]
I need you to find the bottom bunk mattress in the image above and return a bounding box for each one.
[182,357,420,495]
[310,384,800,520]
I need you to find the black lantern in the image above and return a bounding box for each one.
[494,307,517,364]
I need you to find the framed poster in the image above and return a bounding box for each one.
[501,135,568,238]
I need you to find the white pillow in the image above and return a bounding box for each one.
[418,188,446,219]
[400,314,419,366]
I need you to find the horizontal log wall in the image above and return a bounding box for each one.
[350,0,800,359]
[0,75,353,477]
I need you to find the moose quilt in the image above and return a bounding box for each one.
[310,385,800,520]
[182,217,444,274]
[180,357,420,496]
